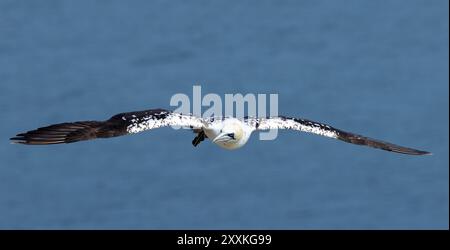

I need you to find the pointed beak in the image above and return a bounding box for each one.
[212,133,228,143]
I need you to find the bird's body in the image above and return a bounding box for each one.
[11,108,431,155]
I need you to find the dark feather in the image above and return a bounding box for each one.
[10,121,104,145]
[192,130,207,147]
[10,109,172,145]
[335,130,431,155]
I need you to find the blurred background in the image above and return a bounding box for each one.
[0,0,448,229]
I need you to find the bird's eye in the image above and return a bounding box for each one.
[227,133,235,139]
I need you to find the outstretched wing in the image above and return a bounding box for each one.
[246,116,430,155]
[10,109,204,145]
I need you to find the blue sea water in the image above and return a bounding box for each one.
[0,0,448,229]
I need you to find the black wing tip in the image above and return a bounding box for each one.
[10,138,25,144]
[10,135,63,145]
[375,145,432,156]
[9,121,106,146]
[10,134,24,141]
[336,131,432,156]
[388,145,432,156]
[409,150,432,156]
[10,136,31,145]
[391,149,432,156]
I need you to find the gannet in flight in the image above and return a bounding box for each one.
[10,108,430,155]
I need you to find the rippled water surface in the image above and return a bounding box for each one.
[0,0,448,229]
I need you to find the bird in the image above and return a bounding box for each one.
[10,108,430,155]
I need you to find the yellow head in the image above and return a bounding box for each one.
[212,120,246,149]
